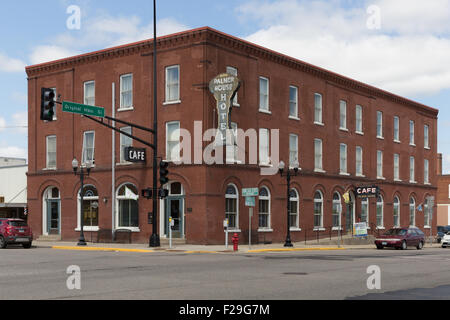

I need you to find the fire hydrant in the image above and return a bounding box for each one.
[232,233,239,252]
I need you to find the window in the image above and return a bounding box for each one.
[394,154,400,181]
[289,86,298,118]
[361,198,369,225]
[258,187,271,229]
[340,100,347,130]
[226,122,238,164]
[394,116,400,142]
[356,105,363,133]
[377,150,383,178]
[82,131,95,165]
[117,184,139,228]
[165,65,180,103]
[424,159,429,184]
[424,198,431,227]
[225,185,239,229]
[259,77,269,112]
[314,191,323,228]
[289,134,298,168]
[84,81,95,106]
[356,146,363,176]
[78,185,99,230]
[410,121,415,145]
[409,197,416,226]
[410,156,415,183]
[46,135,56,169]
[393,197,400,228]
[314,93,323,124]
[376,111,383,138]
[166,121,180,162]
[314,139,323,171]
[332,193,342,229]
[120,74,133,109]
[340,143,347,174]
[259,128,270,165]
[289,189,299,229]
[227,66,239,106]
[424,125,430,149]
[376,195,384,228]
[120,127,132,163]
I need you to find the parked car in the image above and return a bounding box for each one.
[0,219,33,249]
[441,232,450,248]
[436,226,450,243]
[375,227,425,250]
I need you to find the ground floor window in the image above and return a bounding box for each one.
[410,197,416,226]
[376,195,384,228]
[79,185,99,228]
[225,185,238,229]
[393,196,400,228]
[117,184,139,228]
[258,187,271,229]
[289,189,299,228]
[314,191,323,228]
[360,198,369,225]
[332,193,342,228]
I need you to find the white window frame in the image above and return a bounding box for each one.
[258,186,272,231]
[377,111,383,139]
[410,120,415,146]
[166,121,180,162]
[119,127,133,164]
[46,135,57,170]
[226,122,239,164]
[355,105,363,134]
[424,159,430,184]
[376,195,384,228]
[393,116,400,142]
[332,192,342,230]
[339,143,348,175]
[410,156,416,183]
[356,146,363,177]
[165,65,180,104]
[83,81,95,106]
[289,86,299,119]
[393,197,400,228]
[409,197,416,227]
[361,198,369,225]
[82,131,95,166]
[314,93,323,125]
[259,77,270,113]
[225,184,240,231]
[259,128,270,166]
[314,191,324,229]
[314,138,324,172]
[115,183,140,232]
[289,189,300,230]
[76,185,100,232]
[339,100,347,131]
[424,125,430,149]
[119,73,133,110]
[289,134,299,168]
[394,154,401,181]
[377,150,384,179]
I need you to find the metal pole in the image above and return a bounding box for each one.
[78,168,87,246]
[112,83,116,241]
[284,172,293,247]
[150,0,160,247]
[249,208,252,250]
[169,217,172,249]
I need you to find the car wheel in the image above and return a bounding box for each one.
[401,241,407,250]
[0,236,7,249]
[417,241,424,250]
[376,245,383,250]
[22,242,32,249]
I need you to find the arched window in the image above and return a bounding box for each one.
[376,195,384,228]
[44,187,60,200]
[361,198,369,225]
[116,184,139,228]
[259,187,271,229]
[77,185,99,230]
[314,191,323,228]
[332,193,342,228]
[225,184,238,229]
[424,197,431,227]
[409,197,416,227]
[393,196,400,228]
[289,189,299,229]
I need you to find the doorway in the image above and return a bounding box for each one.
[163,182,185,239]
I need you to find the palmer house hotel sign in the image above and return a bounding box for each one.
[209,73,241,146]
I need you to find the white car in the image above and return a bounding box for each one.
[442,232,450,248]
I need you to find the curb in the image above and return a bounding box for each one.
[248,247,347,253]
[52,246,155,253]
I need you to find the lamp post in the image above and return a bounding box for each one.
[72,158,92,246]
[278,160,299,248]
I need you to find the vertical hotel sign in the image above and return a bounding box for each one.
[209,73,241,145]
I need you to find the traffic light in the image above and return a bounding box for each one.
[158,189,169,199]
[159,161,169,186]
[141,188,153,200]
[41,88,55,121]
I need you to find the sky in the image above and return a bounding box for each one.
[0,0,450,172]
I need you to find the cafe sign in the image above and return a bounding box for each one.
[209,73,241,146]
[355,186,379,199]
[124,147,146,163]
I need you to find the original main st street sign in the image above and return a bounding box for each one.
[355,186,379,199]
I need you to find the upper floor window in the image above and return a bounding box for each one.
[356,105,363,134]
[377,150,383,179]
[314,93,323,124]
[424,125,430,149]
[409,120,415,146]
[340,100,347,130]
[227,66,239,106]
[289,86,298,119]
[410,156,415,183]
[356,146,363,177]
[393,116,400,142]
[84,81,95,106]
[259,77,269,112]
[394,153,400,181]
[226,122,238,164]
[377,111,383,138]
[82,131,95,165]
[314,138,323,172]
[46,135,56,169]
[120,127,132,164]
[120,74,133,109]
[424,159,430,184]
[259,128,270,165]
[289,134,298,168]
[165,65,180,103]
[166,121,180,162]
[340,143,348,174]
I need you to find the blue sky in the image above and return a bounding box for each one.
[1,0,450,172]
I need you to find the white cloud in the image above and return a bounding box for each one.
[0,117,6,132]
[30,45,79,65]
[237,0,450,97]
[0,53,26,73]
[0,145,27,159]
[12,112,28,135]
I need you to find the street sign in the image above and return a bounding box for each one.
[242,188,258,197]
[62,101,105,118]
[245,197,256,207]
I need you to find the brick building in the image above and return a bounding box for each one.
[436,154,450,226]
[26,27,438,244]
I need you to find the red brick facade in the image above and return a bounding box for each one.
[26,27,438,245]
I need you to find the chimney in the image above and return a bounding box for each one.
[437,153,443,175]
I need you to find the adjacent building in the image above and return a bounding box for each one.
[0,158,28,219]
[26,27,438,244]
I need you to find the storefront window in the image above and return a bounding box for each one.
[225,185,238,229]
[117,184,139,228]
[314,191,323,228]
[332,193,342,228]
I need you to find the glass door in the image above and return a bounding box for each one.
[166,198,183,238]
[47,200,60,235]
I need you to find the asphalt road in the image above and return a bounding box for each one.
[1,246,450,300]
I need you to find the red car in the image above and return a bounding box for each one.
[375,227,425,250]
[0,219,33,249]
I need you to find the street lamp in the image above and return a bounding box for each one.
[72,158,92,246]
[278,160,299,248]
